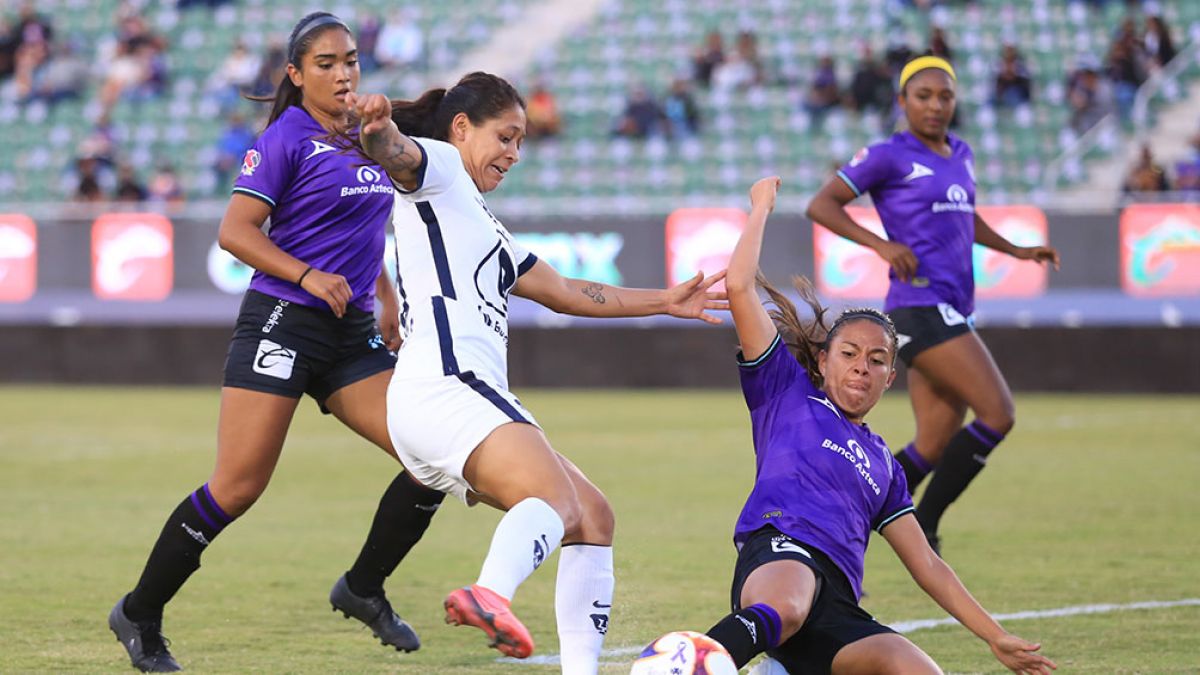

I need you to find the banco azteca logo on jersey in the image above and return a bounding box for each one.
[821,436,881,495]
[932,183,973,214]
[339,165,394,198]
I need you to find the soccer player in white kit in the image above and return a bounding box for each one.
[345,73,728,670]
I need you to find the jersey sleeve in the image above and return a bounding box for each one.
[231,123,296,208]
[872,450,915,533]
[394,138,461,200]
[511,235,539,277]
[737,333,810,410]
[836,142,896,198]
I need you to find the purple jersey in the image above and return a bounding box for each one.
[837,131,977,316]
[232,106,394,313]
[733,335,913,599]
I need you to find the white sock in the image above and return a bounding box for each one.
[555,544,614,675]
[476,497,565,601]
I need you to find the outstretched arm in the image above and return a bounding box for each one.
[974,213,1060,270]
[883,514,1057,674]
[350,92,426,191]
[726,177,782,360]
[513,259,727,323]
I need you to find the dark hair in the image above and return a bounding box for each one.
[247,12,352,126]
[387,71,526,141]
[755,274,897,389]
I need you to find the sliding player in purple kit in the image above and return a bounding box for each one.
[806,56,1060,553]
[703,176,1055,674]
[107,13,443,672]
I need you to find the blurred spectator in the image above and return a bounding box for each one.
[356,14,382,72]
[1106,39,1146,122]
[0,17,17,79]
[1173,131,1200,192]
[209,39,261,109]
[214,111,257,186]
[691,29,725,88]
[26,40,87,105]
[1123,144,1170,193]
[1067,59,1113,134]
[993,44,1033,107]
[525,82,562,139]
[803,55,841,120]
[177,0,234,8]
[97,12,168,116]
[1143,14,1177,69]
[74,157,107,203]
[10,1,54,100]
[375,10,424,72]
[613,85,664,138]
[928,26,953,62]
[114,163,147,202]
[663,78,701,138]
[250,40,286,97]
[847,46,893,113]
[712,30,765,91]
[885,41,915,78]
[147,162,184,204]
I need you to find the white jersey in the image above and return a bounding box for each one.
[390,138,537,388]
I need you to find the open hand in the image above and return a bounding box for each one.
[990,632,1057,675]
[1015,245,1061,271]
[665,270,730,325]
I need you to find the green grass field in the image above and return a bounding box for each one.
[1,387,1198,673]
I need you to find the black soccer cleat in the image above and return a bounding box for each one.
[330,574,420,652]
[108,595,182,673]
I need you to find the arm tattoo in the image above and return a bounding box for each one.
[581,283,607,304]
[363,126,422,175]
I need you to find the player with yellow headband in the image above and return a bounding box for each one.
[806,55,1060,557]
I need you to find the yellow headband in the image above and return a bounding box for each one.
[899,56,956,90]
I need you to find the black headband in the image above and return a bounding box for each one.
[829,310,894,338]
[288,15,348,64]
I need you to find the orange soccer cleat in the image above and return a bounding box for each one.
[443,584,534,658]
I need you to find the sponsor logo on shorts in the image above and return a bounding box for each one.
[896,332,913,350]
[937,302,967,326]
[770,535,812,558]
[253,339,296,380]
[261,299,289,333]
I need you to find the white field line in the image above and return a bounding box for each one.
[498,598,1200,666]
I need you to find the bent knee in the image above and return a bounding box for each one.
[979,408,1015,437]
[576,492,615,544]
[772,594,813,637]
[208,476,268,517]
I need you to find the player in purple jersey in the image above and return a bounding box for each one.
[108,14,443,672]
[703,177,1055,675]
[805,56,1060,553]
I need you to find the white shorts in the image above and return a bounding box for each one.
[386,371,538,503]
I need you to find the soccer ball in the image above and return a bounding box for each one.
[629,630,738,675]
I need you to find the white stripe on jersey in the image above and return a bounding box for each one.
[390,138,535,388]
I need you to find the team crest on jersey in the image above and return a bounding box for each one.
[849,147,869,167]
[241,149,261,176]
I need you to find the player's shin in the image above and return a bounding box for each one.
[124,483,236,621]
[477,497,565,599]
[555,544,614,675]
[345,471,444,596]
[705,603,783,668]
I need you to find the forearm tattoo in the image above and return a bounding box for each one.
[581,283,607,304]
[363,128,422,174]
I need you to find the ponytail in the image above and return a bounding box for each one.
[247,76,303,128]
[389,88,448,139]
[756,273,831,388]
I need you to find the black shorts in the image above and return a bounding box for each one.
[889,304,975,367]
[730,527,894,675]
[222,290,395,411]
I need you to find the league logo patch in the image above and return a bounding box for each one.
[849,146,869,167]
[241,149,261,177]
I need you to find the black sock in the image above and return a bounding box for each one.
[915,420,1005,535]
[705,603,782,668]
[345,472,445,598]
[124,484,235,622]
[894,442,935,494]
